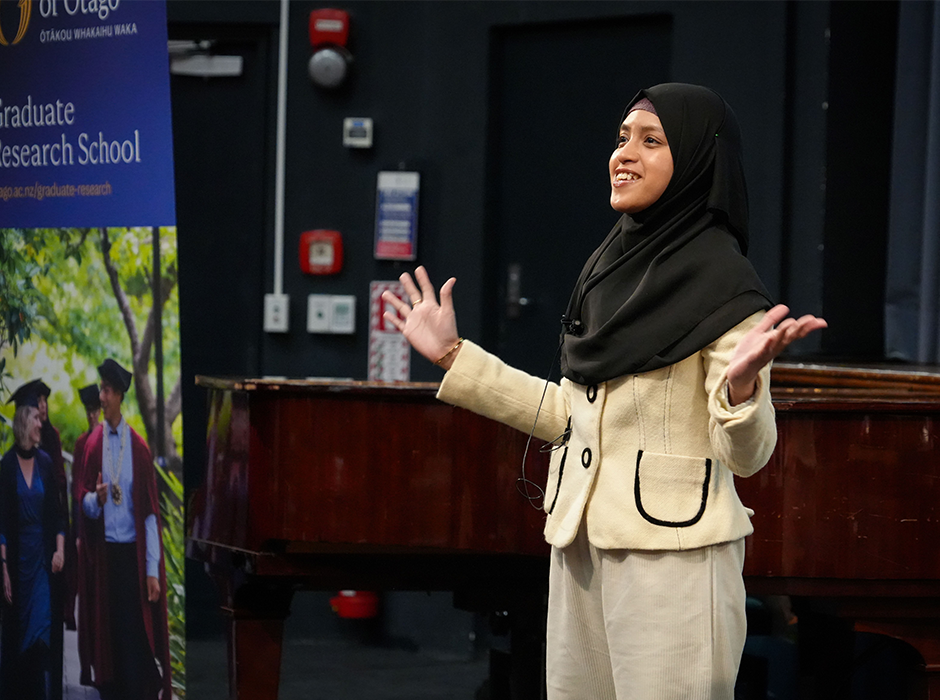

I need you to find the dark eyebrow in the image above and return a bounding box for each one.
[619,122,666,137]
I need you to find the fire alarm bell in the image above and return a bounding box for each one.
[308,9,352,89]
[300,230,343,275]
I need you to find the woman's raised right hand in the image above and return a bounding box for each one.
[381,266,462,370]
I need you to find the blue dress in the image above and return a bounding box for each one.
[14,465,52,653]
[0,448,63,699]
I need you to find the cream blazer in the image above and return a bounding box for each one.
[436,312,776,551]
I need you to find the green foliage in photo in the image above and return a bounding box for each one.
[157,460,186,699]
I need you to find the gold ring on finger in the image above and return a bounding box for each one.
[411,298,423,307]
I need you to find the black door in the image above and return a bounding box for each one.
[485,16,672,378]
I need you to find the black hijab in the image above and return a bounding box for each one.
[560,83,772,385]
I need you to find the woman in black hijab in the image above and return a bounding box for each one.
[561,84,773,384]
[383,83,825,698]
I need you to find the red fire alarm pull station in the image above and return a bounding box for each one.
[309,8,350,47]
[299,229,344,275]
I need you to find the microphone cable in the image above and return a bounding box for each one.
[516,317,580,510]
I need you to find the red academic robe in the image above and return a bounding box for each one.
[78,423,172,699]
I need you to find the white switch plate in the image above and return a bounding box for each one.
[263,293,289,333]
[330,295,355,334]
[343,117,373,148]
[307,294,332,333]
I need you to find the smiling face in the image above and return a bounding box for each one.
[99,380,123,428]
[609,108,674,214]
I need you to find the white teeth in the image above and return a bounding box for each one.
[615,172,638,181]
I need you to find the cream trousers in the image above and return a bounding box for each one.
[546,526,747,700]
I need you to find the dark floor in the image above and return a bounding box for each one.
[185,631,919,700]
[185,589,495,700]
[184,592,921,700]
[186,635,490,700]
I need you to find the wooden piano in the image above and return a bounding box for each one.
[741,363,940,698]
[187,377,552,700]
[188,365,940,699]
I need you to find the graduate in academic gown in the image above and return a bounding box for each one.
[0,384,67,700]
[78,360,171,700]
[29,380,70,700]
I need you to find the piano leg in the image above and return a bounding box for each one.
[792,602,855,699]
[457,587,548,700]
[509,593,547,700]
[214,573,295,700]
[914,670,940,700]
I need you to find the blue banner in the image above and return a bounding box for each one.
[0,0,175,226]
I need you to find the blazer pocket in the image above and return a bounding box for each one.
[634,450,711,527]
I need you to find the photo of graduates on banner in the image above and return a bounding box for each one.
[0,226,183,699]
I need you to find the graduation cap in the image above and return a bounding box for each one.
[5,378,48,408]
[97,359,132,394]
[78,384,101,411]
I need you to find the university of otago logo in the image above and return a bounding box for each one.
[0,0,32,46]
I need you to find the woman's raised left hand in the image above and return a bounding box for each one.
[727,304,827,405]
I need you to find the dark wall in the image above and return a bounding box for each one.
[264,0,800,381]
[821,1,899,358]
[781,0,830,328]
